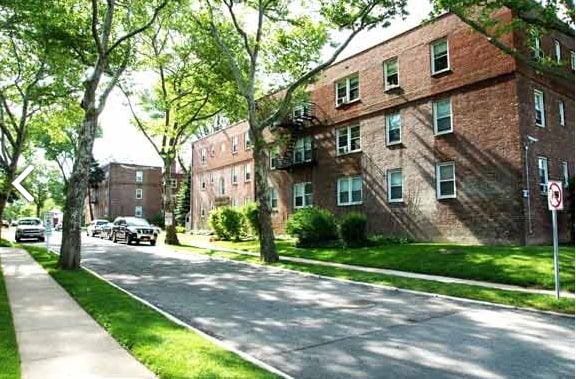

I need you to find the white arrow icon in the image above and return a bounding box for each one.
[12,165,34,202]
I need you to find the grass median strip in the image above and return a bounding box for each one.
[22,245,279,379]
[180,235,575,292]
[0,244,20,379]
[173,244,575,315]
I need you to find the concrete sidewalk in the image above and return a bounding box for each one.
[0,247,155,379]
[183,240,575,299]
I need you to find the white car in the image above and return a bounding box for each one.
[86,219,110,237]
[15,217,45,242]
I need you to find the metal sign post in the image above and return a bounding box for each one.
[44,211,54,251]
[547,181,563,299]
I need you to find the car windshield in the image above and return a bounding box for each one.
[18,219,41,226]
[126,218,150,227]
[96,221,108,225]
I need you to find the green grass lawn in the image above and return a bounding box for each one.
[171,244,575,315]
[179,234,575,292]
[0,242,20,379]
[23,245,279,379]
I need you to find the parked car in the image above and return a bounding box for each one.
[55,223,62,231]
[99,222,114,240]
[111,217,157,246]
[86,219,110,237]
[1,220,9,227]
[15,217,45,242]
[10,220,18,227]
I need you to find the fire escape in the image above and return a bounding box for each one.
[273,102,323,171]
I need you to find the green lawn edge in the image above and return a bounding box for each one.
[186,236,575,292]
[173,244,575,315]
[22,245,279,379]
[0,243,20,379]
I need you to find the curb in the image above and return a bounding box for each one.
[44,247,294,379]
[172,246,575,320]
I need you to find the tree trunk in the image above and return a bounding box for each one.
[163,158,180,245]
[59,110,99,270]
[252,129,278,263]
[35,203,41,218]
[88,189,94,221]
[0,194,7,240]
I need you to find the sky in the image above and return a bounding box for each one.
[92,1,433,168]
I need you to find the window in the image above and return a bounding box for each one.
[554,40,562,63]
[433,98,452,135]
[571,51,575,70]
[532,33,543,59]
[335,74,360,106]
[293,102,311,119]
[210,200,214,210]
[558,100,565,126]
[244,197,251,205]
[338,176,362,206]
[431,39,449,74]
[244,131,251,149]
[293,182,312,208]
[538,157,548,194]
[209,172,214,184]
[386,113,401,145]
[244,163,251,182]
[270,148,279,170]
[200,203,206,218]
[219,177,226,196]
[200,174,206,190]
[232,135,238,153]
[210,145,215,157]
[562,161,570,187]
[170,179,177,188]
[384,58,399,89]
[135,188,143,199]
[135,206,143,217]
[294,136,313,163]
[436,162,456,199]
[232,197,239,207]
[534,90,545,127]
[337,125,361,155]
[269,187,278,210]
[135,170,143,183]
[200,148,207,163]
[231,166,238,184]
[388,169,403,202]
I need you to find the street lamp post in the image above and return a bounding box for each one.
[524,136,538,236]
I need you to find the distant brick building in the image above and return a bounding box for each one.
[191,10,574,244]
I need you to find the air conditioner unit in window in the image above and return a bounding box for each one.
[336,97,347,106]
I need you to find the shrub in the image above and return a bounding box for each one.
[242,202,260,237]
[340,212,367,247]
[368,234,413,246]
[208,206,244,241]
[175,226,186,234]
[148,212,165,229]
[286,206,338,247]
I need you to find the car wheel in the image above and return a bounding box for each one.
[15,237,21,242]
[39,237,45,242]
[134,240,140,246]
[150,241,156,246]
[112,232,118,243]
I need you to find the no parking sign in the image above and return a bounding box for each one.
[548,181,564,211]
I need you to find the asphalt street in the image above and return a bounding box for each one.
[17,232,576,379]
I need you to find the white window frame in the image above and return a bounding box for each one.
[293,136,313,163]
[135,206,143,218]
[200,203,206,218]
[231,166,238,184]
[571,51,575,71]
[562,161,570,188]
[538,157,548,195]
[554,40,562,63]
[135,188,143,199]
[232,135,238,153]
[558,100,565,126]
[533,34,543,59]
[337,176,363,206]
[534,90,545,127]
[431,39,450,75]
[200,174,206,190]
[269,187,278,210]
[244,163,251,182]
[384,58,399,90]
[336,125,361,155]
[386,113,402,145]
[135,170,143,183]
[200,148,207,163]
[218,177,226,196]
[433,98,453,135]
[335,74,360,106]
[387,169,403,203]
[244,131,251,150]
[293,182,312,209]
[436,162,456,199]
[209,172,214,184]
[270,148,279,170]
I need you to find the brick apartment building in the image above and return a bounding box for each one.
[191,10,574,244]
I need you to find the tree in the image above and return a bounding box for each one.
[58,0,170,269]
[431,0,574,80]
[121,8,240,245]
[175,172,191,227]
[194,0,408,262]
[87,157,105,221]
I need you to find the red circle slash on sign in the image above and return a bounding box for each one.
[549,182,562,208]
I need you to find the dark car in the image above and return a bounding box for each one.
[111,217,157,246]
[15,217,45,242]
